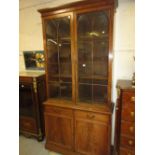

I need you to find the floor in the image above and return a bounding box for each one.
[19,136,62,155]
[20,136,115,155]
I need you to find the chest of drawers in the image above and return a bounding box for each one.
[114,80,135,155]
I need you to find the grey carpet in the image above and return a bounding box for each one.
[19,136,61,155]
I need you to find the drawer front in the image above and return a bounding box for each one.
[120,136,135,149]
[44,106,73,117]
[121,121,135,137]
[75,110,110,123]
[121,104,135,122]
[122,92,135,104]
[20,117,37,133]
[120,147,134,155]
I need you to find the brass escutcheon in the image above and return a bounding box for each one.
[131,96,135,102]
[130,112,134,117]
[128,140,133,145]
[129,126,134,132]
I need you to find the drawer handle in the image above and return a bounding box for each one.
[129,126,134,132]
[21,85,24,88]
[130,112,134,117]
[87,114,95,119]
[131,96,135,102]
[128,140,133,145]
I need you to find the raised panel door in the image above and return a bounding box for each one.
[75,112,110,155]
[44,112,74,150]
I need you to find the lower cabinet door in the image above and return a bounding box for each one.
[75,111,111,155]
[45,112,74,150]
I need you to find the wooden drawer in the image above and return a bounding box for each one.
[20,117,37,133]
[120,136,135,149]
[121,121,135,137]
[75,110,109,123]
[120,147,134,155]
[121,104,135,122]
[44,106,73,117]
[122,92,135,104]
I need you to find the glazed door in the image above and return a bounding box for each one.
[44,13,74,101]
[76,9,111,104]
[19,83,35,118]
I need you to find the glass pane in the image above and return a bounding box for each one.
[59,43,72,82]
[93,12,109,36]
[60,62,72,76]
[47,42,58,62]
[19,85,34,117]
[77,10,109,104]
[93,85,107,103]
[59,44,71,63]
[60,83,72,100]
[78,62,92,79]
[46,20,57,40]
[78,40,92,84]
[45,16,72,100]
[78,10,109,38]
[79,84,92,103]
[58,17,70,39]
[93,40,108,60]
[48,82,60,98]
[93,61,108,77]
[48,63,59,81]
[47,39,59,81]
[93,39,108,78]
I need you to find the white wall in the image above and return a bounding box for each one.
[111,0,135,144]
[19,0,135,145]
[113,0,135,100]
[19,0,83,70]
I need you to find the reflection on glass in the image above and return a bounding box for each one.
[45,16,72,100]
[77,10,109,104]
[78,10,109,38]
[78,63,92,78]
